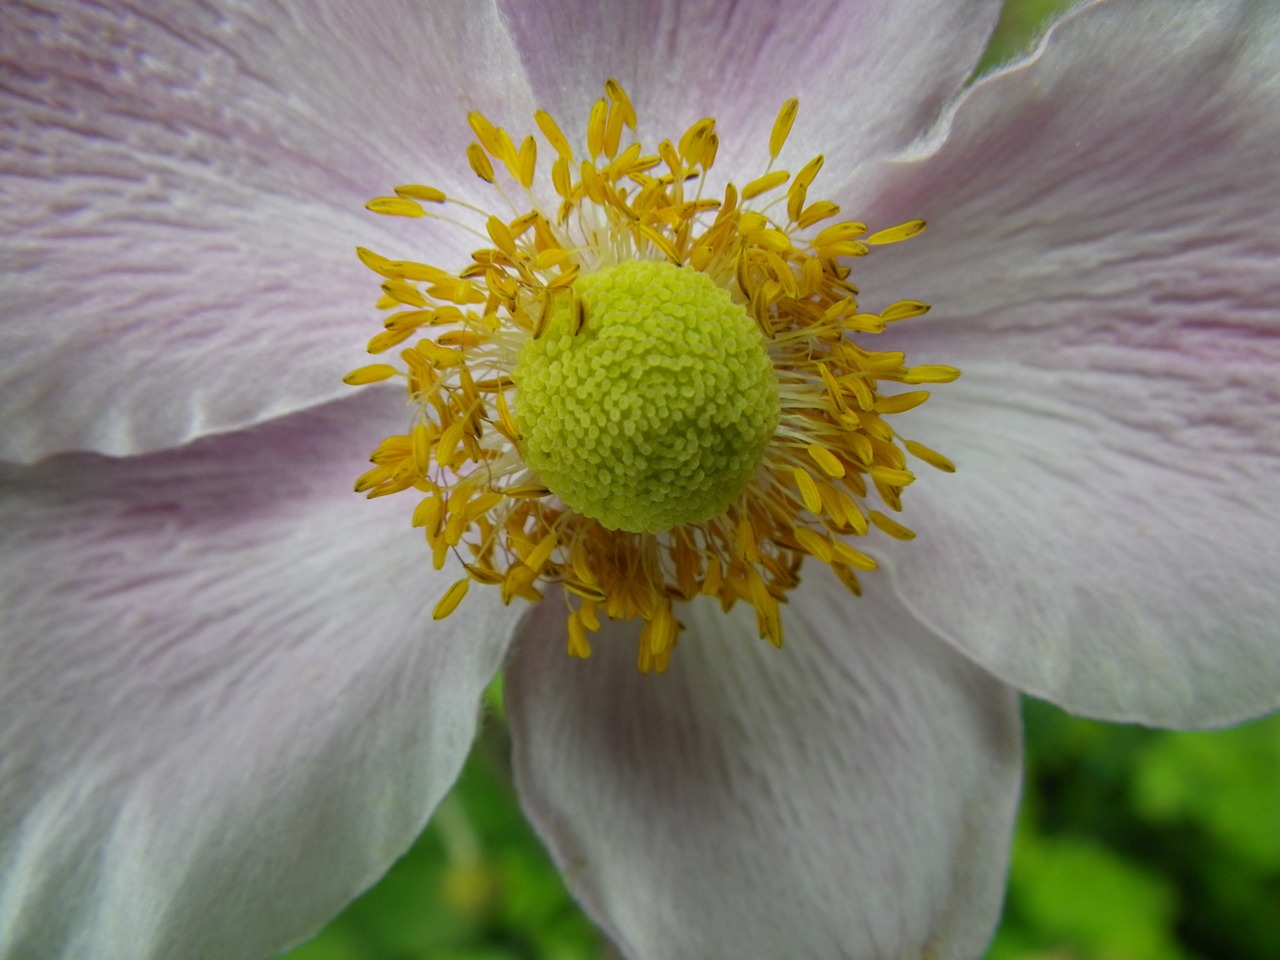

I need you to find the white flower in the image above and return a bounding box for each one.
[1,2,1277,959]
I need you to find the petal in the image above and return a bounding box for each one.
[495,0,1002,175]
[0,390,521,960]
[840,0,1280,726]
[0,0,535,462]
[506,566,1022,960]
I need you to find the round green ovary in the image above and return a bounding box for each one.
[513,259,779,533]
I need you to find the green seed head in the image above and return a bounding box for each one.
[513,259,779,533]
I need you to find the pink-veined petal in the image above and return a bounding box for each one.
[506,566,1022,960]
[496,0,1002,175]
[842,0,1280,726]
[0,0,535,462]
[0,390,520,960]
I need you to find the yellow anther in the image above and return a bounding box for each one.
[881,300,931,322]
[603,100,624,157]
[411,422,433,476]
[787,155,824,223]
[794,155,825,190]
[902,364,961,384]
[437,330,484,349]
[636,223,681,261]
[839,493,869,536]
[678,117,715,164]
[486,216,518,257]
[657,138,682,174]
[381,278,426,308]
[415,338,464,368]
[366,197,427,218]
[561,578,604,604]
[867,219,927,245]
[432,280,487,305]
[463,563,505,586]
[813,221,868,246]
[567,611,592,658]
[392,261,455,284]
[904,440,956,473]
[495,128,521,181]
[579,160,607,203]
[435,418,467,471]
[806,443,846,478]
[845,376,876,410]
[605,78,637,128]
[411,494,442,531]
[524,530,559,575]
[394,184,447,202]
[830,539,878,571]
[509,211,539,237]
[816,239,869,259]
[758,599,784,648]
[868,465,915,488]
[607,142,645,177]
[365,329,414,354]
[700,130,719,169]
[874,391,931,415]
[587,98,608,158]
[742,170,790,199]
[579,599,601,631]
[467,111,504,157]
[462,492,503,523]
[793,527,833,563]
[383,309,432,333]
[355,246,399,278]
[796,201,840,229]
[791,466,823,514]
[769,97,799,159]
[566,540,592,585]
[531,247,573,271]
[342,364,399,385]
[550,156,573,199]
[466,142,495,182]
[535,109,573,159]
[494,389,520,442]
[503,484,550,500]
[433,578,471,619]
[869,510,916,541]
[842,431,872,466]
[648,604,678,657]
[517,135,537,189]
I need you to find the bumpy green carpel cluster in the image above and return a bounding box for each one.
[513,260,780,533]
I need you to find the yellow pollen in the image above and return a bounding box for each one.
[347,80,955,673]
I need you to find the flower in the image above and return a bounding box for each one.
[1,3,1277,960]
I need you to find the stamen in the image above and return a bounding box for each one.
[347,80,954,672]
[769,98,800,161]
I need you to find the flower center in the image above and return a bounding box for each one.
[513,260,779,533]
[344,79,958,673]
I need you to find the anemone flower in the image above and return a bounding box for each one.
[2,1,1278,959]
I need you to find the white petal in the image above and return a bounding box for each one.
[0,0,534,462]
[0,390,521,960]
[496,0,1002,174]
[839,0,1280,726]
[506,566,1021,960]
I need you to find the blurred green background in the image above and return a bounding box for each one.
[283,3,1280,958]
